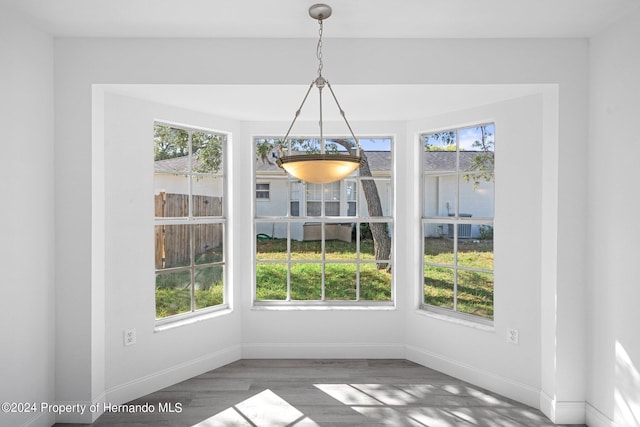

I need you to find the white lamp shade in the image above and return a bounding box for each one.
[277,154,364,184]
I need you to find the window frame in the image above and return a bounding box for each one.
[420,123,495,325]
[253,136,395,308]
[154,121,229,326]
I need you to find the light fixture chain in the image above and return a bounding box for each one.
[316,19,324,77]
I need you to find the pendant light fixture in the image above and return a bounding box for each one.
[276,3,364,184]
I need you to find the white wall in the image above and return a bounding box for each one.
[587,6,640,427]
[406,94,546,407]
[241,119,407,358]
[54,37,589,423]
[0,6,55,427]
[99,92,243,408]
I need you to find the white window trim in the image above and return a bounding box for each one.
[419,123,495,325]
[153,122,230,325]
[253,136,395,308]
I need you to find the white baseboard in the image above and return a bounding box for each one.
[405,345,540,409]
[242,342,405,359]
[586,403,617,427]
[105,345,241,406]
[52,345,241,424]
[539,391,586,424]
[539,391,555,421]
[20,411,54,427]
[48,398,95,424]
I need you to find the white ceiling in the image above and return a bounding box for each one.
[106,84,547,122]
[5,0,639,39]
[10,0,634,121]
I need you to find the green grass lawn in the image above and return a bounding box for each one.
[156,237,493,318]
[155,285,223,319]
[423,237,494,319]
[256,238,391,301]
[256,262,391,301]
[155,266,224,318]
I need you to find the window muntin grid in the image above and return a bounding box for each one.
[254,137,393,306]
[421,124,495,323]
[154,122,227,322]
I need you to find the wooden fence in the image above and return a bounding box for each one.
[155,192,223,269]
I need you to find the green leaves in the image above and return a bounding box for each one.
[154,124,224,174]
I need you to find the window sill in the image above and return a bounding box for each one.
[416,306,494,331]
[252,301,395,311]
[154,305,231,333]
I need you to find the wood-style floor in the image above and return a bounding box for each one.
[54,359,584,427]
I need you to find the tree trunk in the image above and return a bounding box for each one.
[334,140,391,270]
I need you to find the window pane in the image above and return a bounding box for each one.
[423,266,454,309]
[457,270,493,319]
[192,176,223,216]
[324,263,357,300]
[458,125,494,218]
[292,138,320,154]
[424,131,456,152]
[291,236,322,261]
[154,183,189,218]
[194,266,224,309]
[155,270,191,318]
[423,221,447,239]
[154,124,226,320]
[257,180,289,216]
[154,125,189,171]
[325,224,356,261]
[358,223,375,261]
[458,125,494,154]
[360,263,392,301]
[256,262,287,300]
[423,173,457,218]
[457,233,493,270]
[156,224,191,269]
[325,139,356,153]
[360,222,392,265]
[422,125,494,321]
[193,224,223,264]
[256,139,286,178]
[192,131,224,175]
[290,263,322,300]
[458,173,494,218]
[358,179,391,216]
[424,225,454,265]
[254,137,393,306]
[362,137,392,152]
[256,224,288,261]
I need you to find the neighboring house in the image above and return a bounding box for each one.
[155,149,493,240]
[423,150,495,239]
[154,155,224,198]
[255,150,394,241]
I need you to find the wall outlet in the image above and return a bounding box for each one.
[506,328,519,344]
[124,328,137,346]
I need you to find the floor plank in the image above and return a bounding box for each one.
[53,359,585,427]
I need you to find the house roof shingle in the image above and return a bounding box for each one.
[155,151,493,175]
